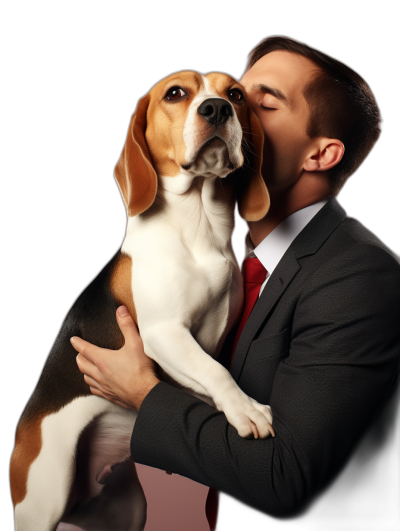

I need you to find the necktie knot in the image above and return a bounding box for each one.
[242,257,268,285]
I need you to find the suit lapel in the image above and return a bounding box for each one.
[230,197,347,382]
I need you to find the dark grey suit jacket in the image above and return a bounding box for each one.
[130,198,400,516]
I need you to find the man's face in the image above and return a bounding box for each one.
[240,51,319,191]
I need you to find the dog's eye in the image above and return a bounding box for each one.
[228,89,244,103]
[165,87,187,101]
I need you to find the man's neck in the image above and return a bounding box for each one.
[248,171,333,247]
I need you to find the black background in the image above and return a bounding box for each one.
[2,10,400,529]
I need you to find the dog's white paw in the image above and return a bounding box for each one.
[216,389,274,439]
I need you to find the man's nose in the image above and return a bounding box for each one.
[197,98,234,126]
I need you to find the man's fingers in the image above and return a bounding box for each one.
[116,306,141,347]
[76,352,105,384]
[70,336,108,365]
[70,336,97,361]
[84,374,103,390]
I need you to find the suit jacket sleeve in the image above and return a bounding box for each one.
[130,243,400,517]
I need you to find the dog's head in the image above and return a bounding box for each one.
[115,71,270,221]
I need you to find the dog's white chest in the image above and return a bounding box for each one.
[121,178,241,357]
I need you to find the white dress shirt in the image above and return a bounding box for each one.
[245,200,328,296]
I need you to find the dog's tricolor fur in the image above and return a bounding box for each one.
[11,71,271,531]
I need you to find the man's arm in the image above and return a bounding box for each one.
[130,243,400,516]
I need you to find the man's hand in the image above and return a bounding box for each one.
[71,305,160,410]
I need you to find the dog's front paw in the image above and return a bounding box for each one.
[216,389,274,439]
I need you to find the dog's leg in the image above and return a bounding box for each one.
[60,408,145,531]
[101,459,145,531]
[142,324,274,439]
[63,458,146,531]
[13,396,121,531]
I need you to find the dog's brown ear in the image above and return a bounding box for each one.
[114,94,157,217]
[233,107,270,221]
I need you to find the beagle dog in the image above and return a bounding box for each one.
[10,71,271,531]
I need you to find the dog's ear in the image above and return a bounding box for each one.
[114,94,157,217]
[232,107,270,221]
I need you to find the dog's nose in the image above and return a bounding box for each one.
[197,98,234,126]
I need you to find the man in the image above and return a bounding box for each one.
[72,36,400,526]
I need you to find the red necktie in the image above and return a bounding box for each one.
[206,256,267,530]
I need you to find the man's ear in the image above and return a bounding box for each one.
[303,139,345,172]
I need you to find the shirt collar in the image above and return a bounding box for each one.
[245,199,328,275]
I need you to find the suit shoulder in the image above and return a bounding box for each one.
[302,218,400,294]
[338,217,399,265]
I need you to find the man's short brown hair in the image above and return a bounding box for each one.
[247,36,381,194]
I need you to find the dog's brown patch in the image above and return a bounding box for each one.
[146,71,205,177]
[10,414,44,506]
[205,72,239,97]
[110,253,137,325]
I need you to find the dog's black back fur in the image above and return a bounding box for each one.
[19,251,126,424]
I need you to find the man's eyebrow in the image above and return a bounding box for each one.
[251,83,289,105]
